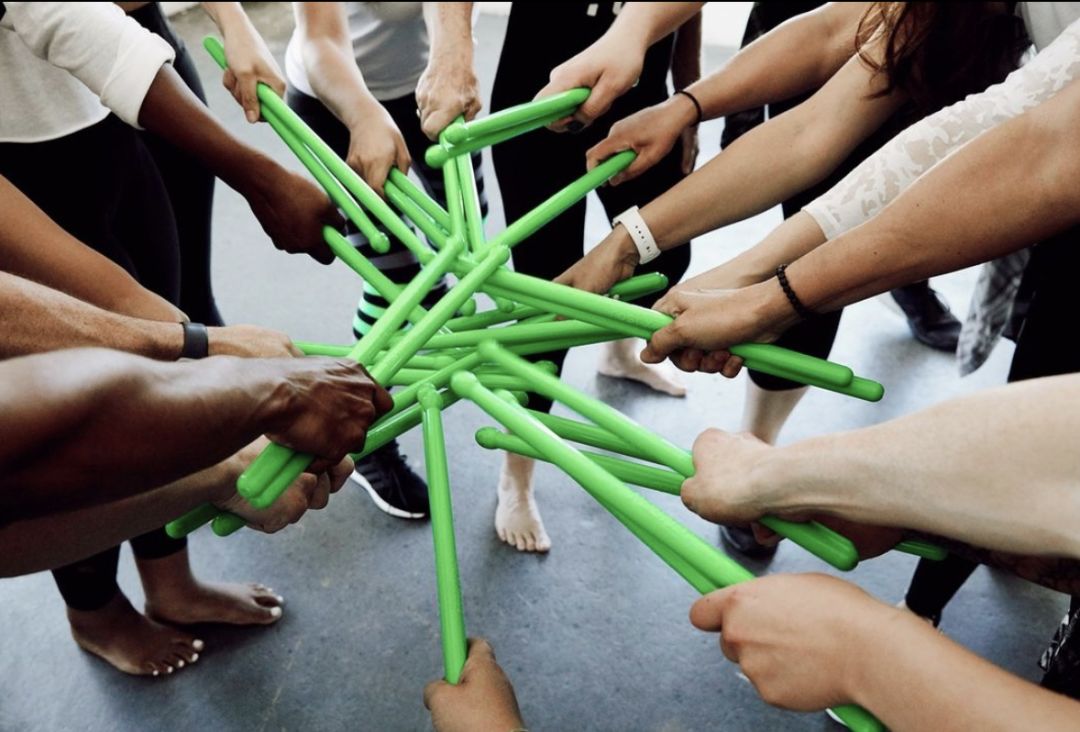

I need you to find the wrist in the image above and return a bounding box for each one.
[744,278,801,338]
[231,148,280,200]
[137,320,186,361]
[668,91,701,128]
[845,602,928,709]
[610,227,642,267]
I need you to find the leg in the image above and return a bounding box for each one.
[130,3,222,325]
[596,134,693,396]
[286,87,433,519]
[52,547,201,677]
[132,528,284,626]
[901,554,978,627]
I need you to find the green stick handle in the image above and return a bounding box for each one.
[487,151,636,252]
[425,109,566,168]
[476,428,684,494]
[237,237,465,502]
[895,539,948,561]
[389,369,533,392]
[463,381,881,732]
[165,503,223,539]
[212,512,247,537]
[481,343,860,571]
[419,385,468,684]
[387,168,451,230]
[443,88,590,144]
[399,319,620,351]
[452,372,754,590]
[455,150,486,254]
[202,37,389,254]
[607,272,669,301]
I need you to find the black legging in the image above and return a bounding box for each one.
[130,2,223,326]
[904,225,1080,624]
[491,3,692,413]
[0,116,187,613]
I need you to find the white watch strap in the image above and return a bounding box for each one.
[612,206,660,265]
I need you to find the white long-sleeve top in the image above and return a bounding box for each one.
[803,7,1080,240]
[0,2,175,143]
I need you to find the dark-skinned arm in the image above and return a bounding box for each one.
[0,349,392,520]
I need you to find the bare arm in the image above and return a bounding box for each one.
[293,1,410,195]
[641,76,1080,371]
[558,49,904,295]
[586,2,870,182]
[0,349,391,519]
[416,2,480,140]
[682,373,1080,559]
[691,573,1080,731]
[535,2,705,128]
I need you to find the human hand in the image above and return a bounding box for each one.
[689,573,893,711]
[244,163,343,263]
[209,324,301,358]
[535,35,644,132]
[681,428,778,524]
[554,227,640,295]
[260,357,393,467]
[345,100,411,197]
[585,95,698,183]
[642,282,795,375]
[220,14,286,123]
[416,53,482,141]
[424,639,525,732]
[213,438,352,531]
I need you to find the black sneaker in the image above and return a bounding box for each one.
[890,283,961,352]
[351,441,429,519]
[719,525,778,559]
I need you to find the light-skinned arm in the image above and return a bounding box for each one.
[534,2,705,129]
[588,2,870,181]
[682,373,1080,560]
[691,573,1080,730]
[200,2,287,122]
[416,2,481,140]
[0,349,392,519]
[557,44,903,296]
[641,75,1080,372]
[293,1,410,196]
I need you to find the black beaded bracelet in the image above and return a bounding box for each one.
[775,264,815,320]
[674,89,703,126]
[180,321,210,360]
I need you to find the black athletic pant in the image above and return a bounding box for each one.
[0,117,187,612]
[286,87,487,339]
[491,3,692,413]
[131,2,223,326]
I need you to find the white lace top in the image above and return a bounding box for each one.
[803,14,1080,240]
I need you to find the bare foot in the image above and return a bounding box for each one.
[138,549,285,627]
[598,338,687,397]
[68,593,203,677]
[495,452,551,553]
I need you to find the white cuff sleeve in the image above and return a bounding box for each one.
[1,2,176,129]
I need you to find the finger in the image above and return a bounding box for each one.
[585,137,625,173]
[422,679,447,710]
[546,113,577,133]
[366,161,392,198]
[309,472,331,510]
[328,457,353,493]
[464,637,496,669]
[719,632,740,664]
[720,355,745,379]
[240,77,260,124]
[222,68,238,95]
[396,144,412,176]
[672,348,704,373]
[465,96,482,120]
[371,383,394,415]
[574,78,619,126]
[689,589,732,632]
[640,324,680,363]
[700,351,731,374]
[750,522,781,547]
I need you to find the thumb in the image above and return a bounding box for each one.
[422,679,447,710]
[689,588,734,631]
[641,320,682,364]
[585,136,625,173]
[574,77,622,126]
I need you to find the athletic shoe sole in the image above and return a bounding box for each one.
[351,469,427,520]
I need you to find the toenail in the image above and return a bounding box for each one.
[269,606,283,618]
[190,653,199,663]
[193,639,205,651]
[152,670,160,677]
[176,660,185,668]
[165,666,174,674]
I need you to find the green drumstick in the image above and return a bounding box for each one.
[443,88,589,144]
[420,385,468,684]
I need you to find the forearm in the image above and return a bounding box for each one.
[137,65,279,198]
[791,83,1080,313]
[686,3,868,121]
[670,13,701,92]
[853,607,1080,730]
[0,273,183,360]
[0,462,231,577]
[0,177,183,321]
[200,1,248,31]
[0,350,289,517]
[762,374,1080,559]
[424,2,473,61]
[297,7,377,132]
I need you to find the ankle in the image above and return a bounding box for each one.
[136,550,200,601]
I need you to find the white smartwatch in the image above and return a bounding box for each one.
[611,206,660,265]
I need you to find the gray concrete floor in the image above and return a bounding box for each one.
[0,4,1067,731]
